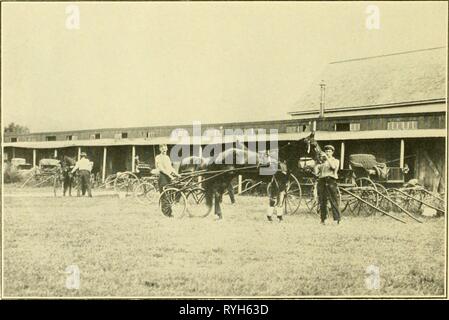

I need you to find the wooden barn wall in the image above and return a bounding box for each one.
[316,113,445,131]
[408,138,445,192]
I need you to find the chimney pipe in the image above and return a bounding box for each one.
[319,80,326,118]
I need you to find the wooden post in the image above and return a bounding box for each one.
[102,147,107,183]
[238,175,242,194]
[340,142,345,169]
[400,139,405,168]
[12,147,16,159]
[33,149,37,167]
[312,120,317,132]
[152,145,157,166]
[131,145,136,172]
[77,147,81,161]
[54,149,58,158]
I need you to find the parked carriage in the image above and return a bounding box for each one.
[20,158,61,188]
[300,153,444,223]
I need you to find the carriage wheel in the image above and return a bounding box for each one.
[301,177,319,215]
[158,188,187,218]
[387,188,425,215]
[134,181,158,204]
[344,178,378,216]
[101,174,116,189]
[374,183,390,212]
[186,187,211,218]
[114,172,139,197]
[53,175,63,197]
[284,174,302,214]
[266,174,301,214]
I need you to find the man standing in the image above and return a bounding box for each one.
[316,145,341,225]
[71,152,93,197]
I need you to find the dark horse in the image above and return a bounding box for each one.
[59,155,77,196]
[177,155,236,205]
[199,132,320,220]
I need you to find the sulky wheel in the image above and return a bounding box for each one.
[102,174,117,189]
[401,187,425,214]
[133,181,158,204]
[185,187,211,218]
[387,187,424,215]
[374,183,390,212]
[158,188,187,218]
[267,174,302,215]
[344,178,379,216]
[114,172,139,197]
[284,174,302,214]
[301,177,319,215]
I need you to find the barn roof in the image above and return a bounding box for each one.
[290,47,447,116]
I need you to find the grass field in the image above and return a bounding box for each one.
[2,187,446,297]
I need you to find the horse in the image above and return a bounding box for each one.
[59,155,77,196]
[177,155,236,205]
[200,132,321,220]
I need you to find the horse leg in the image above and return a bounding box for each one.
[276,190,286,221]
[68,178,72,196]
[204,185,214,217]
[214,191,223,219]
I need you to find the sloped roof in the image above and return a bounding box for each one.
[291,47,447,114]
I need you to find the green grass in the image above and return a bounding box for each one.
[2,190,446,297]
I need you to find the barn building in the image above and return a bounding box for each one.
[3,47,446,191]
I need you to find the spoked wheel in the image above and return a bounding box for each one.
[343,178,379,216]
[302,177,319,215]
[114,172,139,197]
[374,183,390,212]
[267,174,302,215]
[387,188,425,215]
[185,187,211,218]
[102,174,117,190]
[134,181,158,204]
[158,188,187,218]
[284,174,302,214]
[401,188,425,214]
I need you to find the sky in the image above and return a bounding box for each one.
[1,1,447,133]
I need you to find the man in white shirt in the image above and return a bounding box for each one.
[316,145,341,225]
[156,144,181,217]
[71,152,93,197]
[155,144,181,193]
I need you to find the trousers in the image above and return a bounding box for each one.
[317,177,341,222]
[78,170,92,197]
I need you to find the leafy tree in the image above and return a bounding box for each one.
[4,122,30,134]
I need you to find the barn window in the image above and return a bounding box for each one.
[350,123,360,131]
[299,124,309,132]
[10,137,17,142]
[286,126,298,133]
[66,135,72,141]
[387,121,418,130]
[46,136,56,141]
[95,133,101,139]
[335,123,350,131]
[122,132,128,138]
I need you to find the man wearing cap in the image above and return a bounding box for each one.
[316,145,341,224]
[71,152,93,197]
